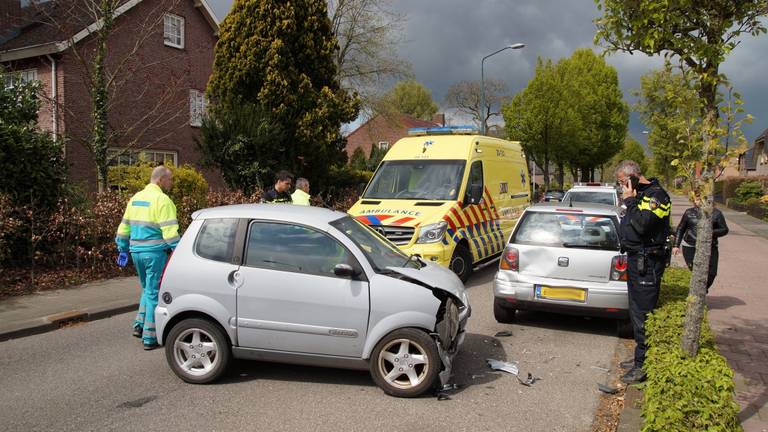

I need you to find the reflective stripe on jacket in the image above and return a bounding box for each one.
[115,183,179,253]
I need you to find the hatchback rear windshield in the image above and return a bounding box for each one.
[564,191,617,205]
[511,211,620,251]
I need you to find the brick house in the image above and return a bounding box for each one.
[0,0,225,190]
[739,128,768,177]
[345,112,445,158]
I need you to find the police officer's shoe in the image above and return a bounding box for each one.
[143,343,159,351]
[132,327,142,338]
[619,359,635,369]
[620,367,647,384]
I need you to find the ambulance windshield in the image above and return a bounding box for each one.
[363,160,466,201]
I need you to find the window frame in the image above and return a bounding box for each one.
[377,141,390,151]
[163,13,185,49]
[242,219,366,280]
[2,68,39,88]
[107,148,178,167]
[189,89,207,127]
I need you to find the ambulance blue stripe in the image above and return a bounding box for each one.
[365,216,381,225]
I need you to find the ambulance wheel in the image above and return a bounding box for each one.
[450,244,473,282]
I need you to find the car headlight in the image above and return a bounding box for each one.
[416,221,448,244]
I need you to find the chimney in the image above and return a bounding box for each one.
[432,112,445,127]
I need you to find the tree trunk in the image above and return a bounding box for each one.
[543,154,550,190]
[680,88,718,356]
[92,1,115,193]
[556,162,565,188]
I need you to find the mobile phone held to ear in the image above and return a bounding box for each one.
[629,175,640,190]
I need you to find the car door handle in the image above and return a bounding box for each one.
[228,270,243,289]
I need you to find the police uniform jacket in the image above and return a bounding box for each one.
[619,178,671,253]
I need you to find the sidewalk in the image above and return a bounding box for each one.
[670,195,768,432]
[0,277,140,341]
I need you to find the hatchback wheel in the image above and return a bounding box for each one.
[165,318,231,384]
[450,244,473,282]
[616,318,634,339]
[370,328,440,398]
[494,298,516,323]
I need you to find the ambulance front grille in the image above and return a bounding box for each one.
[371,225,415,246]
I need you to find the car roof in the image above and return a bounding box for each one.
[566,186,618,192]
[525,202,621,216]
[192,204,349,226]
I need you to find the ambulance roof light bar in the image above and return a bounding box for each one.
[408,125,479,136]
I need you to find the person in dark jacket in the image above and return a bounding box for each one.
[672,198,729,290]
[262,170,294,204]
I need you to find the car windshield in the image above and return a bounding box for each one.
[330,216,420,272]
[363,160,465,201]
[511,211,620,251]
[565,191,616,205]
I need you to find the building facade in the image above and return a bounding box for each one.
[345,113,444,159]
[0,0,224,190]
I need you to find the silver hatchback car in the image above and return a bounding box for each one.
[493,203,631,336]
[156,204,470,397]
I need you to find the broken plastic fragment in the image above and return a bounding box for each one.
[517,373,540,387]
[436,393,452,401]
[486,358,519,375]
[597,383,619,394]
[591,366,610,372]
[494,331,513,337]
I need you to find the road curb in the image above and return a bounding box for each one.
[0,302,138,342]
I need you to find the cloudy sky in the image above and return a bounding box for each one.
[208,0,768,146]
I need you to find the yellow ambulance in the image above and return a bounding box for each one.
[348,126,531,281]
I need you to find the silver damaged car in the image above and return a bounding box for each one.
[155,204,470,397]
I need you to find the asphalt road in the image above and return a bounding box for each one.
[0,265,620,432]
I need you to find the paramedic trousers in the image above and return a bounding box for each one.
[626,251,666,368]
[131,251,168,345]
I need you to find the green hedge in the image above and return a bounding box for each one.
[641,267,741,432]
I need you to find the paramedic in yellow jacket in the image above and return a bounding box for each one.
[115,166,179,350]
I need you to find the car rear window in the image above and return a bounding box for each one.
[564,191,616,205]
[195,218,239,263]
[511,211,620,251]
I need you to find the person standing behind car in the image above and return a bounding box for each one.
[262,170,293,203]
[615,160,671,384]
[672,197,728,290]
[291,177,311,206]
[115,165,179,351]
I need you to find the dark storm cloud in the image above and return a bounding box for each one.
[207,0,768,143]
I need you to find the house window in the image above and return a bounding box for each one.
[377,141,390,150]
[107,148,178,167]
[189,89,207,127]
[163,14,185,49]
[2,69,38,88]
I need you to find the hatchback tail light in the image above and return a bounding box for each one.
[499,245,519,271]
[160,250,174,288]
[610,255,627,281]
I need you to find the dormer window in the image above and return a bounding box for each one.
[163,14,185,49]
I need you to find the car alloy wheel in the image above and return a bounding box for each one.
[370,328,440,397]
[166,318,230,384]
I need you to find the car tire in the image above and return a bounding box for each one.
[493,298,516,323]
[616,318,634,339]
[449,244,473,282]
[165,318,231,384]
[370,328,441,398]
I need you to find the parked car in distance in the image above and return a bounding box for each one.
[493,203,631,337]
[542,190,565,202]
[562,183,621,207]
[155,204,470,397]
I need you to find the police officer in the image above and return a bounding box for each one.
[115,166,180,350]
[262,170,293,204]
[615,160,671,384]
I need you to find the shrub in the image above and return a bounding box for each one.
[733,181,763,204]
[641,267,741,432]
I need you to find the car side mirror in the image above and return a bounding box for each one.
[465,184,483,205]
[334,263,358,278]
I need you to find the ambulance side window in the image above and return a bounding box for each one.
[465,161,484,204]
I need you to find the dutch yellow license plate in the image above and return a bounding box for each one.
[536,286,587,302]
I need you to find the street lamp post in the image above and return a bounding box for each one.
[480,43,525,135]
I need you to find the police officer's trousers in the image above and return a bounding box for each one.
[131,251,168,346]
[626,251,666,368]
